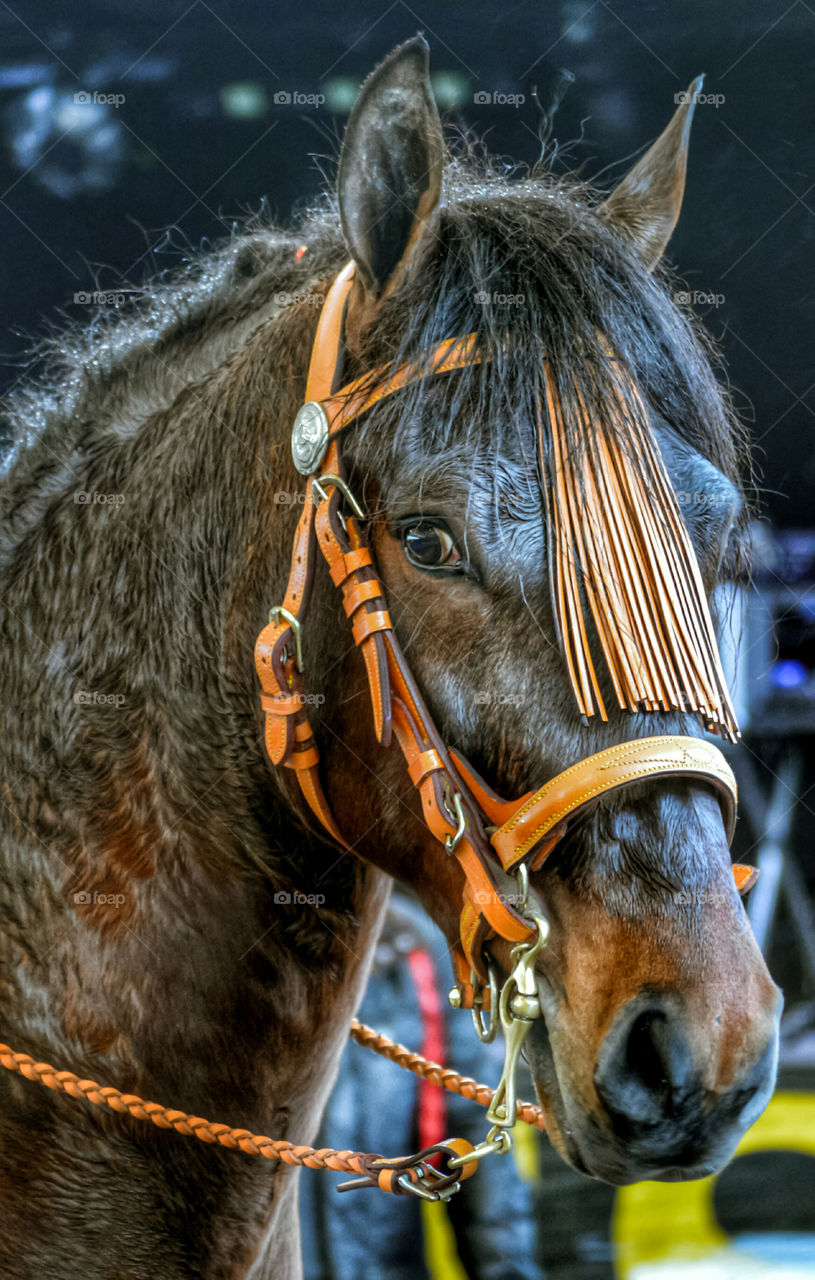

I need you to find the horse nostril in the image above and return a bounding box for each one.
[595,1002,696,1133]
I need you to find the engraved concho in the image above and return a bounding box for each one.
[291,401,329,475]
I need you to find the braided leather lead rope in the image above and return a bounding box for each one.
[0,1022,544,1189]
[349,1019,546,1130]
[0,1039,381,1177]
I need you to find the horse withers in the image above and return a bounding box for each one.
[0,36,780,1279]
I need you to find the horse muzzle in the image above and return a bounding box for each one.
[528,983,782,1185]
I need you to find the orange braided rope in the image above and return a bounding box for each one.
[349,1019,546,1130]
[0,1039,382,1177]
[0,1022,544,1182]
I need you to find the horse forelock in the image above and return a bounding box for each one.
[340,161,749,573]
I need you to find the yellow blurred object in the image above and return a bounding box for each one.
[422,1198,469,1280]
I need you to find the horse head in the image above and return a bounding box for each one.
[282,38,781,1186]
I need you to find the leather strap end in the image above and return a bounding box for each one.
[265,714,294,767]
[733,863,759,895]
[360,633,392,746]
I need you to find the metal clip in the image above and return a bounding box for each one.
[471,963,499,1043]
[267,605,303,672]
[338,1157,462,1201]
[485,912,549,1130]
[446,1125,513,1169]
[395,1167,462,1202]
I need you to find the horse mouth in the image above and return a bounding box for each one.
[544,1114,730,1186]
[524,1016,773,1187]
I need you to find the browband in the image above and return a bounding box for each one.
[254,261,755,988]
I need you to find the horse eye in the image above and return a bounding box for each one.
[402,522,463,572]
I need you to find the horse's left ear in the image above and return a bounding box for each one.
[338,36,444,301]
[599,76,704,270]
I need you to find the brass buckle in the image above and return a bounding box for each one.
[312,473,366,522]
[444,791,466,855]
[268,605,303,672]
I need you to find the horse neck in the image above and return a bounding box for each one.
[1,267,380,1019]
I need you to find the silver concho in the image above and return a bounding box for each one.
[291,401,329,475]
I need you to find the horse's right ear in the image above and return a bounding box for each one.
[598,76,703,271]
[338,36,443,302]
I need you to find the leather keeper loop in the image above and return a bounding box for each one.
[352,608,392,646]
[329,547,373,586]
[342,577,383,617]
[260,692,302,716]
[407,748,445,788]
[286,746,319,770]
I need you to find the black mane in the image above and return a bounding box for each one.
[0,152,750,583]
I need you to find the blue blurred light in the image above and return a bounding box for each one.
[770,659,809,689]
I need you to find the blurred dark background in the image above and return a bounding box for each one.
[0,0,813,525]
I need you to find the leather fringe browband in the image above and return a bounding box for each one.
[542,367,739,740]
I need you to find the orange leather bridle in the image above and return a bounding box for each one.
[253,260,755,1001]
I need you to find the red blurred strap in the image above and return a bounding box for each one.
[407,947,446,1155]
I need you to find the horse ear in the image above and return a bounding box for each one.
[338,36,443,300]
[599,76,703,270]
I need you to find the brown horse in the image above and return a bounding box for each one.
[0,37,780,1279]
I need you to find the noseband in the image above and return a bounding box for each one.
[254,260,755,1003]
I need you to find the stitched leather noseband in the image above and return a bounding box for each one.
[254,261,755,997]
